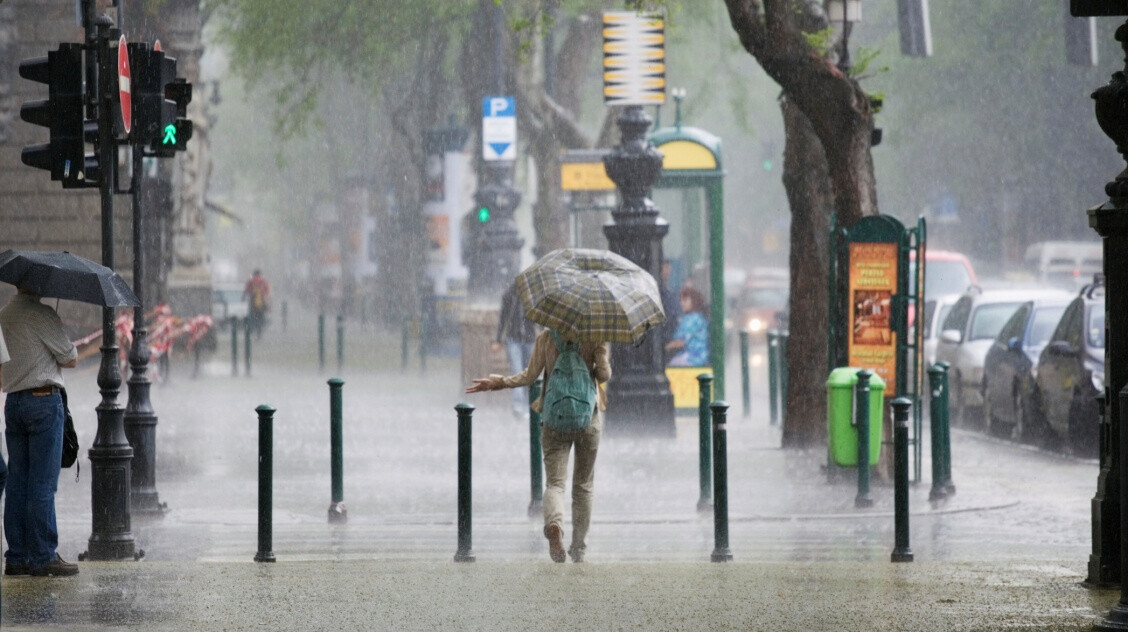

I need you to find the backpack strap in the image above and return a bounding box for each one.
[548,330,565,352]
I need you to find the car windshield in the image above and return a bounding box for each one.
[1028,305,1067,348]
[1089,308,1106,349]
[740,286,788,309]
[968,302,1023,341]
[926,260,974,298]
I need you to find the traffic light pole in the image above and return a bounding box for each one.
[124,141,166,516]
[82,4,137,562]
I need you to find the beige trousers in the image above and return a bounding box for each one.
[541,410,602,554]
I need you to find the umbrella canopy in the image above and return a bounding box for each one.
[0,250,140,307]
[515,248,665,343]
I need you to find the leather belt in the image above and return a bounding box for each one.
[19,385,58,396]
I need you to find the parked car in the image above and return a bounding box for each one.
[921,293,962,369]
[910,249,979,303]
[1024,240,1102,291]
[212,283,249,325]
[935,287,1071,426]
[981,296,1070,442]
[1033,278,1105,456]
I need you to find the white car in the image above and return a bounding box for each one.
[934,286,1071,426]
[211,283,249,323]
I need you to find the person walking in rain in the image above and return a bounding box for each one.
[466,329,610,563]
[243,269,271,340]
[0,288,79,577]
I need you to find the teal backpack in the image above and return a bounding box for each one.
[542,331,597,432]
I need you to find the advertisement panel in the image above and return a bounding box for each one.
[848,242,898,394]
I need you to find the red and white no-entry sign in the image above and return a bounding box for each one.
[117,35,131,134]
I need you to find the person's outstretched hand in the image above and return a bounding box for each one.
[465,378,494,394]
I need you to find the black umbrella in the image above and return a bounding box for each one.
[0,250,140,307]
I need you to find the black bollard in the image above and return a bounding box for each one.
[697,373,713,513]
[928,364,949,501]
[454,403,476,562]
[936,362,955,496]
[855,369,874,509]
[891,397,914,563]
[318,313,326,373]
[230,316,239,377]
[254,405,276,562]
[336,314,344,374]
[739,330,751,419]
[528,379,544,517]
[710,401,733,562]
[244,316,252,377]
[767,329,779,426]
[328,379,347,524]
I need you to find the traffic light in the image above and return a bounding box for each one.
[896,0,932,58]
[130,43,192,157]
[477,205,491,223]
[19,43,95,187]
[153,53,192,157]
[1064,10,1098,66]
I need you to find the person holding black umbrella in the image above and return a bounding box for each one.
[0,288,79,577]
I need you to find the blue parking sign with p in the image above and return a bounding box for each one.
[482,96,516,161]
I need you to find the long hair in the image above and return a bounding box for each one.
[679,286,707,315]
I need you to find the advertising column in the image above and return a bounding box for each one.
[847,242,899,394]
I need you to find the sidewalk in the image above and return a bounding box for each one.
[1,312,1115,630]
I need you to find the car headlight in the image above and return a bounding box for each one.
[1093,370,1105,393]
[746,317,765,333]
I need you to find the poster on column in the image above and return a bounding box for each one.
[848,242,898,395]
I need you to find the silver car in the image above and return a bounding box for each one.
[935,287,1071,426]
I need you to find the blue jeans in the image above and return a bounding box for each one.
[4,391,64,568]
[506,338,534,413]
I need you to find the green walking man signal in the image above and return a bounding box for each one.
[478,206,490,222]
[162,123,177,145]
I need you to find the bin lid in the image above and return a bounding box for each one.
[826,367,887,388]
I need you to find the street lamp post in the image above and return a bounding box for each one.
[602,104,675,436]
[83,4,136,561]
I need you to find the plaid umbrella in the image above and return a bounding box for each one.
[515,248,665,343]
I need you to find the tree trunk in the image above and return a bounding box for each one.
[781,97,833,448]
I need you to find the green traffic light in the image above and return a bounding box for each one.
[762,159,773,171]
[478,206,490,222]
[162,124,177,145]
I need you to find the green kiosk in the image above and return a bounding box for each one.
[648,113,726,407]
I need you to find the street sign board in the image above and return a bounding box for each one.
[482,96,516,161]
[602,11,666,106]
[118,35,131,134]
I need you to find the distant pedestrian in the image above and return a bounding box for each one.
[243,269,271,340]
[466,329,611,563]
[0,288,79,577]
[493,282,538,419]
[666,286,709,367]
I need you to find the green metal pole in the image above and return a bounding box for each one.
[454,403,476,562]
[928,364,949,501]
[419,316,427,373]
[697,373,713,512]
[318,313,326,373]
[708,182,726,401]
[767,330,780,426]
[230,316,238,377]
[281,300,288,333]
[739,330,751,420]
[336,314,345,374]
[710,401,733,562]
[855,369,874,508]
[891,397,914,562]
[244,317,252,377]
[328,378,347,524]
[528,378,544,517]
[254,405,276,562]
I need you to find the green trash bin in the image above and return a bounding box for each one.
[826,367,886,467]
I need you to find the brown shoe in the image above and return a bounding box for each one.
[29,554,78,577]
[545,524,566,563]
